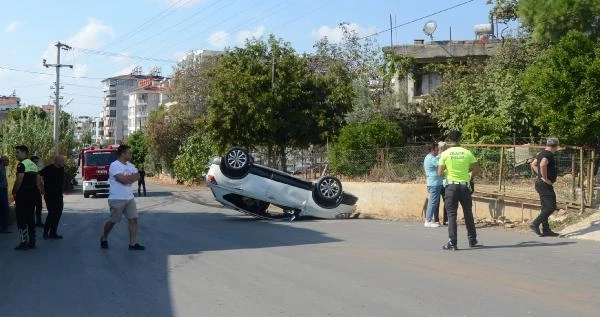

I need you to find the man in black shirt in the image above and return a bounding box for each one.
[138,165,146,197]
[39,155,65,239]
[530,137,560,237]
[12,145,41,250]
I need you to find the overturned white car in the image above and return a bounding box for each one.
[206,148,358,220]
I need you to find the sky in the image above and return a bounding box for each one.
[0,0,495,117]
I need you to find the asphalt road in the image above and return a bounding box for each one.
[1,183,599,317]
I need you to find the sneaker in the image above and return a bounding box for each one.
[129,243,145,251]
[48,234,63,239]
[430,222,440,228]
[424,221,431,228]
[442,240,458,251]
[529,223,542,236]
[469,239,482,248]
[14,243,29,251]
[100,238,108,249]
[540,230,560,237]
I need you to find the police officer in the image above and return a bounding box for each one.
[529,137,561,237]
[12,145,41,250]
[437,131,481,250]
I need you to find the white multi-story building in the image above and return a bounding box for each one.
[127,78,172,134]
[90,113,104,145]
[74,116,92,142]
[101,68,163,144]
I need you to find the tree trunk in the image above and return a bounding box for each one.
[279,146,287,172]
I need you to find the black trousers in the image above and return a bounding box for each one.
[15,189,36,246]
[44,194,63,235]
[138,180,146,196]
[533,180,557,231]
[445,184,476,245]
[435,186,448,224]
[35,191,42,221]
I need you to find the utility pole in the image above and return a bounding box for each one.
[43,42,73,155]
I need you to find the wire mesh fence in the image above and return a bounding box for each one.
[252,144,597,208]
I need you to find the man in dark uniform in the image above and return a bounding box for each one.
[31,155,44,227]
[40,155,65,239]
[529,137,561,237]
[12,145,41,250]
[138,165,146,197]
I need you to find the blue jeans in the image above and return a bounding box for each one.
[0,187,9,230]
[426,185,442,222]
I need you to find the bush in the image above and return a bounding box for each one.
[173,131,216,184]
[329,117,405,177]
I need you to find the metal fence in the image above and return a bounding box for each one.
[253,144,597,209]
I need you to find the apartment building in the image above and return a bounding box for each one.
[127,77,172,134]
[101,68,163,144]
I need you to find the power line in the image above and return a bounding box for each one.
[152,0,288,55]
[361,0,476,39]
[69,0,192,64]
[0,66,106,80]
[71,47,178,63]
[130,0,245,58]
[119,0,234,55]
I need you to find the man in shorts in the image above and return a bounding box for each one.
[100,144,145,250]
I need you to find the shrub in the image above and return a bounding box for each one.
[329,117,405,177]
[173,131,217,184]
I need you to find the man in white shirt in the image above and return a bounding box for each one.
[100,145,145,250]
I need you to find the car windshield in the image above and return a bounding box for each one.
[84,151,118,166]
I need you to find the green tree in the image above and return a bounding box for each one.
[126,129,148,167]
[171,51,220,116]
[422,39,541,142]
[146,105,196,175]
[487,0,520,23]
[523,30,600,146]
[519,0,600,43]
[173,129,216,184]
[329,117,405,177]
[207,35,354,170]
[80,128,93,146]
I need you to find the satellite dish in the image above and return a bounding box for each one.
[423,20,437,40]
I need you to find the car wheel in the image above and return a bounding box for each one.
[315,176,343,203]
[84,193,90,198]
[220,147,251,179]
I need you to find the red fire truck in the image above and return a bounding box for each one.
[81,146,118,198]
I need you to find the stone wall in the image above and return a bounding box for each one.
[344,182,543,223]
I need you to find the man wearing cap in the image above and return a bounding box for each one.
[529,137,561,237]
[438,131,481,250]
[12,145,41,250]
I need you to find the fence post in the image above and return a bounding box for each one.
[571,153,576,201]
[580,147,585,212]
[590,149,596,207]
[498,146,505,193]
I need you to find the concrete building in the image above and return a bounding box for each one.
[127,77,172,134]
[385,39,500,106]
[101,67,163,144]
[74,116,92,143]
[0,93,21,122]
[41,104,54,113]
[90,114,104,144]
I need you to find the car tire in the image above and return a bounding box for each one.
[84,193,90,198]
[313,176,343,206]
[220,147,252,179]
